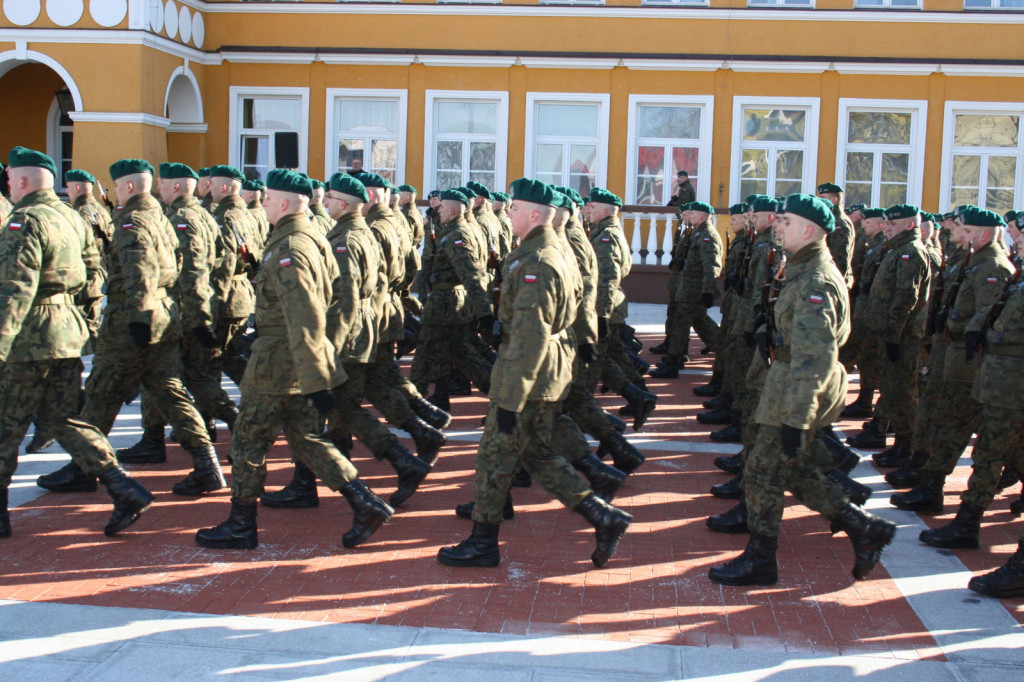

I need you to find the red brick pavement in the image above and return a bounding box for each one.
[1,336,1019,654]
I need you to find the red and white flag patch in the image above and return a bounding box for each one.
[279,257,292,267]
[336,246,347,253]
[901,254,910,260]
[601,238,610,243]
[524,273,537,283]
[454,239,464,246]
[987,277,998,284]
[122,223,134,230]
[8,222,20,230]
[176,223,188,230]
[809,293,823,304]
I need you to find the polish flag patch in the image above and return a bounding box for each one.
[454,239,464,246]
[901,254,910,260]
[176,223,188,230]
[987,277,999,283]
[601,238,610,243]
[336,246,347,253]
[524,273,537,283]
[809,294,823,304]
[8,222,20,230]
[279,257,292,267]
[122,223,134,229]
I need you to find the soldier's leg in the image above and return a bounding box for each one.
[138,389,166,434]
[666,298,697,358]
[921,384,979,476]
[600,323,635,394]
[216,316,250,387]
[910,351,948,457]
[471,403,523,525]
[410,323,448,394]
[180,334,235,422]
[519,401,591,511]
[741,429,787,539]
[332,376,399,456]
[229,396,286,503]
[281,395,360,490]
[82,347,148,435]
[141,342,211,452]
[692,308,720,352]
[961,405,1024,511]
[37,359,119,476]
[453,323,494,393]
[565,379,614,441]
[0,362,46,489]
[364,353,417,426]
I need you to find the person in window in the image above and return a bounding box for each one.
[667,171,696,208]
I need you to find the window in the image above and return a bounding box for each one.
[424,91,509,193]
[964,0,1024,8]
[540,0,604,4]
[747,0,813,6]
[731,97,820,204]
[626,96,714,206]
[941,103,1024,215]
[644,0,708,5]
[46,98,73,193]
[836,100,927,208]
[525,93,610,196]
[325,89,407,184]
[855,0,919,6]
[229,87,309,181]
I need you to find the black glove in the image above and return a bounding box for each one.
[965,330,984,363]
[304,389,337,416]
[128,322,151,349]
[755,329,770,363]
[598,317,609,340]
[491,321,503,351]
[496,407,519,435]
[192,326,217,349]
[885,341,900,363]
[702,293,714,309]
[780,424,805,460]
[477,314,496,334]
[753,310,766,332]
[743,331,756,348]
[578,343,597,365]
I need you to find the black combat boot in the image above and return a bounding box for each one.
[36,461,97,493]
[825,468,873,506]
[220,405,239,433]
[200,411,218,443]
[820,428,860,474]
[706,500,750,534]
[919,502,984,549]
[598,432,645,475]
[172,444,227,496]
[648,354,683,379]
[411,397,452,430]
[621,383,657,431]
[873,435,913,468]
[98,466,154,536]
[711,474,743,500]
[379,444,430,507]
[710,415,742,443]
[195,498,258,549]
[575,493,632,568]
[629,352,651,376]
[997,466,1020,491]
[448,372,472,396]
[968,540,1024,599]
[574,453,627,502]
[703,395,726,411]
[885,450,930,488]
[437,521,501,567]
[714,452,744,474]
[605,412,627,433]
[427,381,450,412]
[648,339,669,355]
[833,503,896,579]
[693,372,723,397]
[846,418,887,449]
[401,417,446,466]
[840,392,874,419]
[261,461,319,508]
[116,424,167,464]
[340,479,394,548]
[456,494,514,521]
[708,532,778,586]
[0,487,10,538]
[25,422,55,454]
[890,471,945,514]
[697,407,732,425]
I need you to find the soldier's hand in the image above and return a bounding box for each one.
[193,326,217,349]
[885,341,900,362]
[755,329,770,363]
[743,331,756,348]
[780,424,805,460]
[578,343,597,365]
[702,293,714,309]
[496,408,519,435]
[477,313,496,334]
[965,330,984,362]
[598,317,609,340]
[128,322,151,349]
[304,389,337,416]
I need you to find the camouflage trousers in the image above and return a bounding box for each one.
[471,401,591,525]
[874,338,921,440]
[83,339,210,451]
[725,336,755,406]
[595,321,633,395]
[409,322,493,395]
[325,363,399,456]
[562,367,615,442]
[710,293,737,377]
[140,333,235,431]
[961,403,1024,510]
[0,358,117,488]
[213,316,250,387]
[911,339,948,455]
[740,351,771,455]
[667,289,719,357]
[921,379,978,476]
[230,392,359,503]
[845,315,882,397]
[80,298,103,350]
[365,342,419,426]
[744,424,848,538]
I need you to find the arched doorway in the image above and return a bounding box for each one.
[164,66,206,166]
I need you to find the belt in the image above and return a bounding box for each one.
[431,282,464,291]
[33,293,75,305]
[106,287,169,303]
[984,343,1024,358]
[257,323,287,337]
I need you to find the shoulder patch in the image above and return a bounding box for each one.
[336,246,347,253]
[279,256,292,267]
[122,222,135,230]
[809,293,824,304]
[986,276,999,284]
[524,273,537,283]
[901,254,910,260]
[176,223,188,230]
[8,222,21,230]
[601,237,611,243]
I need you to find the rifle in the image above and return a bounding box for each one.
[941,240,974,339]
[976,265,1023,358]
[926,248,949,337]
[95,179,116,214]
[735,225,755,294]
[759,247,786,366]
[227,220,260,273]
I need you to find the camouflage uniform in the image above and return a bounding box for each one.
[717,227,750,399]
[666,218,722,357]
[588,215,633,394]
[842,231,889,396]
[827,207,856,290]
[0,194,12,224]
[247,196,270,244]
[71,194,113,345]
[308,203,334,236]
[493,205,514,258]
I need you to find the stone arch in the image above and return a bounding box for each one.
[0,49,84,111]
[164,65,203,124]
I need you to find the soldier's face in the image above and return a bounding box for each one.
[818,192,840,207]
[731,215,745,233]
[439,200,462,223]
[862,218,883,237]
[849,209,863,222]
[753,212,772,232]
[323,192,346,220]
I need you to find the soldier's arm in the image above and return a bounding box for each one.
[275,247,334,394]
[947,265,1008,338]
[569,235,599,345]
[450,229,492,318]
[117,217,162,327]
[700,229,723,294]
[885,252,929,342]
[593,238,620,318]
[780,278,843,430]
[332,239,362,347]
[828,225,853,276]
[211,225,237,304]
[0,213,43,361]
[177,213,215,330]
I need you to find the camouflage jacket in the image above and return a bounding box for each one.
[730,227,782,338]
[491,224,580,412]
[675,219,723,296]
[247,199,270,245]
[309,204,333,236]
[494,207,514,259]
[72,195,113,305]
[245,212,344,395]
[103,192,182,348]
[473,204,502,256]
[0,189,96,362]
[864,226,931,342]
[857,231,889,297]
[325,212,381,365]
[401,202,425,248]
[0,193,12,224]
[366,202,407,343]
[754,239,851,430]
[166,194,217,331]
[826,207,855,288]
[566,216,599,346]
[968,277,1024,408]
[211,193,260,320]
[589,215,631,323]
[423,216,491,325]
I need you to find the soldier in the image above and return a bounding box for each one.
[308,179,333,236]
[35,158,224,497]
[667,170,696,208]
[437,178,633,568]
[0,164,12,224]
[195,169,393,550]
[708,194,895,586]
[242,179,270,244]
[0,147,153,539]
[491,191,515,257]
[816,183,855,289]
[197,167,217,213]
[651,201,722,378]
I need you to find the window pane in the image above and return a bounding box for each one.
[437,172,461,191]
[371,139,397,181]
[537,172,562,186]
[637,105,701,140]
[470,172,496,188]
[846,152,874,182]
[846,182,872,207]
[637,146,665,174]
[338,99,398,134]
[570,144,597,179]
[536,144,564,175]
[537,103,599,137]
[567,172,596,197]
[891,0,919,5]
[879,183,907,207]
[881,153,909,183]
[856,0,884,5]
[950,187,979,208]
[741,148,768,181]
[775,180,802,197]
[242,136,269,180]
[741,179,767,198]
[469,142,496,173]
[954,115,1020,148]
[986,188,1015,214]
[436,141,463,172]
[742,108,806,142]
[848,111,912,145]
[243,98,300,130]
[952,155,981,187]
[776,150,803,181]
[338,139,366,172]
[635,173,664,206]
[672,147,699,177]
[987,155,1017,189]
[436,101,498,135]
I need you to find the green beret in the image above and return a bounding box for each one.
[427,189,441,199]
[782,193,836,233]
[457,185,477,200]
[848,203,866,213]
[161,163,199,180]
[862,208,886,219]
[953,204,974,219]
[207,165,245,182]
[1016,213,1024,230]
[510,178,559,207]
[466,181,492,200]
[311,179,327,191]
[749,196,777,213]
[9,146,58,177]
[439,188,469,205]
[744,193,767,206]
[241,179,264,192]
[884,204,920,221]
[1004,210,1018,223]
[397,184,417,194]
[959,206,1005,228]
[816,182,843,195]
[582,197,591,205]
[729,203,748,216]
[328,172,369,203]
[677,202,692,212]
[110,158,154,181]
[920,212,937,224]
[266,168,313,198]
[359,172,389,189]
[65,168,96,184]
[492,192,510,204]
[589,187,622,207]
[554,186,584,207]
[552,189,573,210]
[690,201,715,215]
[198,167,211,177]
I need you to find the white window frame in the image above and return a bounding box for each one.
[835,98,927,208]
[747,0,815,7]
[539,0,604,5]
[228,86,310,177]
[423,90,509,194]
[730,96,820,205]
[853,0,921,7]
[939,100,1024,213]
[625,94,714,206]
[46,98,73,194]
[963,0,1024,9]
[324,88,407,184]
[525,92,610,193]
[643,0,709,5]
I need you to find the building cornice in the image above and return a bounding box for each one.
[0,28,222,65]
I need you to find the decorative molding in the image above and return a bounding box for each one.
[0,27,221,65]
[167,122,208,133]
[69,111,172,128]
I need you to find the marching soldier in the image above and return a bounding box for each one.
[242,179,270,243]
[816,183,855,289]
[308,179,333,235]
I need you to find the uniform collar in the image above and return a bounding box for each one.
[266,212,314,248]
[122,192,161,212]
[213,193,246,214]
[13,188,61,210]
[785,239,829,275]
